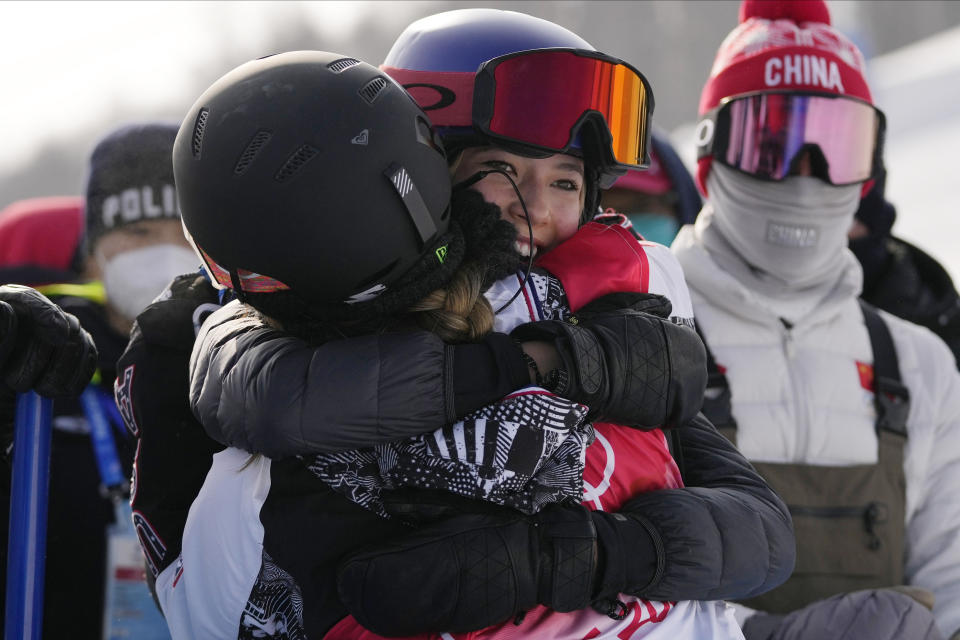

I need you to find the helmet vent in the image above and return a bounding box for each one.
[327,57,361,74]
[234,130,273,175]
[192,109,210,158]
[275,144,319,182]
[358,77,389,105]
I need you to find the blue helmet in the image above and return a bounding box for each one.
[382,9,609,218]
[384,9,592,72]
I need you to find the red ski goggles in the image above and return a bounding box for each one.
[473,48,654,174]
[696,92,885,186]
[385,48,654,182]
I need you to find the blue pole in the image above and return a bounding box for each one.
[80,388,125,492]
[5,392,53,640]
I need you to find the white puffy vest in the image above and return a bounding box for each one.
[672,223,960,636]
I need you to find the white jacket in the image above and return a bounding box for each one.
[672,220,960,637]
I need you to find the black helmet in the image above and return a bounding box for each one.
[175,50,452,307]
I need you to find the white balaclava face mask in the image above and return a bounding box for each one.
[705,163,861,290]
[98,244,200,321]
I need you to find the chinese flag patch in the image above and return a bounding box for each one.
[856,361,874,391]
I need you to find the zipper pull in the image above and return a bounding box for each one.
[780,319,795,359]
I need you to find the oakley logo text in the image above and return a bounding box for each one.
[764,56,844,93]
[403,83,456,111]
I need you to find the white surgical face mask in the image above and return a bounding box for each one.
[99,244,200,321]
[706,164,860,289]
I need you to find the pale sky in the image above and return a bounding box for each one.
[4,1,959,280]
[0,1,372,173]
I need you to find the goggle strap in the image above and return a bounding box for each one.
[229,269,247,302]
[194,244,291,294]
[380,66,475,127]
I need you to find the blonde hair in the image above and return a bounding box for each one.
[406,261,494,343]
[240,259,494,471]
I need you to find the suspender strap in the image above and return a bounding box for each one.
[696,305,909,440]
[859,300,910,438]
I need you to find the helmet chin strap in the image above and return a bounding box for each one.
[228,269,248,303]
[453,169,534,314]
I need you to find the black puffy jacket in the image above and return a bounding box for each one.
[189,302,530,457]
[122,274,530,579]
[189,305,795,629]
[860,236,960,368]
[626,412,794,602]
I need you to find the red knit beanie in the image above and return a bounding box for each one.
[0,196,85,282]
[696,0,873,194]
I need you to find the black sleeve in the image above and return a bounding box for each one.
[451,332,531,417]
[619,413,796,601]
[115,275,225,578]
[189,304,530,458]
[118,275,528,578]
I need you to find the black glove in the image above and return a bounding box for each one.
[511,293,706,429]
[337,499,660,636]
[450,188,520,290]
[0,300,17,367]
[0,285,98,397]
[576,291,674,317]
[0,384,15,461]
